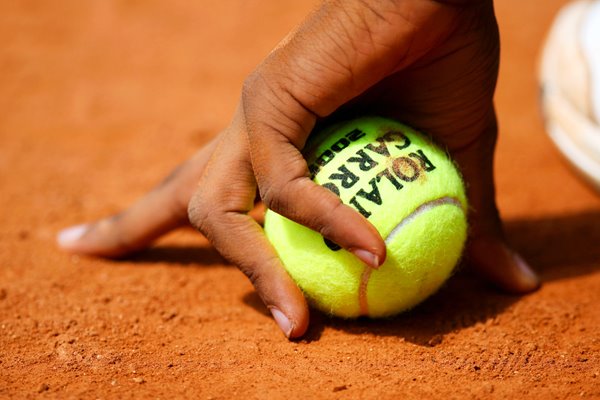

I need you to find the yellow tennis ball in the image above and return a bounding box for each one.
[264,116,468,318]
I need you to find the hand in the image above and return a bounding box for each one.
[58,0,540,339]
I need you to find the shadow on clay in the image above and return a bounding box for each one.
[241,268,519,346]
[124,245,227,267]
[308,270,518,347]
[114,210,600,344]
[243,210,600,345]
[506,210,600,281]
[241,291,327,342]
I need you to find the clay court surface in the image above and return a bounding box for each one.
[1,0,599,398]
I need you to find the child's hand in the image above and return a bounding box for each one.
[58,0,539,339]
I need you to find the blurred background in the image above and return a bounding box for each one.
[1,1,597,227]
[0,1,598,398]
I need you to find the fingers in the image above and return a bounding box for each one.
[242,94,385,266]
[240,3,424,268]
[57,138,219,257]
[452,115,540,293]
[467,236,540,294]
[239,1,471,268]
[195,211,310,339]
[187,131,309,339]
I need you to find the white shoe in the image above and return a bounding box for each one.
[539,0,600,190]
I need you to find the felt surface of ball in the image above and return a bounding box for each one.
[264,117,468,318]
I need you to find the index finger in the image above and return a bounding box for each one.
[240,1,448,267]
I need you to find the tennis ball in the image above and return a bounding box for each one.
[264,116,468,318]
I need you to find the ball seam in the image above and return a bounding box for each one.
[358,196,464,316]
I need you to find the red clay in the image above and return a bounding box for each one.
[0,1,598,398]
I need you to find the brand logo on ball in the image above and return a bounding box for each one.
[308,128,437,251]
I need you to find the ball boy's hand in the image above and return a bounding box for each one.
[58,0,539,339]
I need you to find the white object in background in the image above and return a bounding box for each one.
[539,0,600,190]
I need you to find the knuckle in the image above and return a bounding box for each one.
[238,256,279,292]
[262,177,346,242]
[259,178,288,212]
[260,174,308,215]
[242,66,313,141]
[315,199,344,239]
[187,189,212,233]
[241,265,262,288]
[241,68,276,115]
[241,71,259,106]
[259,182,278,211]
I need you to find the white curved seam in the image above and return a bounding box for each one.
[359,196,464,316]
[384,196,464,245]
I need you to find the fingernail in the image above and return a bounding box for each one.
[269,307,293,338]
[513,253,541,289]
[351,249,380,269]
[57,224,89,248]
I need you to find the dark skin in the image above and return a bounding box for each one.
[58,0,540,339]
